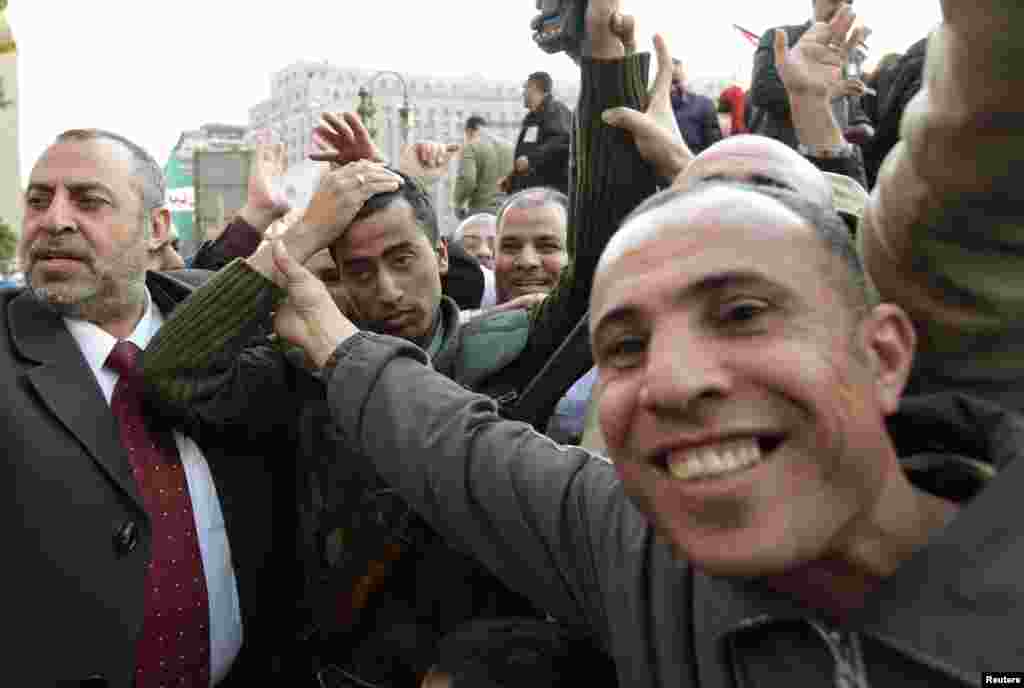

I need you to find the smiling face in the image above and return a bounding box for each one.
[590,186,910,577]
[495,203,567,303]
[331,199,446,341]
[20,137,153,322]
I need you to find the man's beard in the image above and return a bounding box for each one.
[22,239,147,323]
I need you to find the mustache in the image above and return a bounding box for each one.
[28,242,93,263]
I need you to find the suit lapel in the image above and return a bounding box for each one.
[9,291,146,514]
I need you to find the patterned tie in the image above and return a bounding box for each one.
[106,341,211,688]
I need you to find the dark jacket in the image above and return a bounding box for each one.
[511,93,573,193]
[2,272,293,687]
[863,37,928,189]
[191,217,265,272]
[749,21,871,149]
[671,87,723,154]
[443,240,486,311]
[325,329,1018,687]
[145,53,659,684]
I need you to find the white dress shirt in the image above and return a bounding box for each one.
[481,266,498,309]
[64,288,243,686]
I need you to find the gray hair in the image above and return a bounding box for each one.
[56,129,166,215]
[452,213,497,242]
[496,187,569,234]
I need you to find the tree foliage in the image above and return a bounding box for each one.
[0,219,17,272]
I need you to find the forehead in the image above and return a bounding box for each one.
[461,222,495,240]
[678,138,831,207]
[499,204,566,239]
[592,191,831,321]
[335,201,430,259]
[30,138,137,196]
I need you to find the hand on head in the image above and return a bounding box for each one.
[299,161,403,246]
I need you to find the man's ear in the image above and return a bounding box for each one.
[436,238,450,277]
[147,207,172,251]
[858,303,917,416]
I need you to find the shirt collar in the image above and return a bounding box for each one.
[63,286,164,371]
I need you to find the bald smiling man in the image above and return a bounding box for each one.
[268,178,1014,686]
[262,0,1024,679]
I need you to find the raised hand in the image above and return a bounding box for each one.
[586,0,626,60]
[601,33,689,180]
[491,292,547,313]
[399,142,461,183]
[300,161,403,247]
[239,141,291,232]
[774,3,869,101]
[309,112,385,168]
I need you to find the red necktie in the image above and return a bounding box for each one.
[106,341,211,687]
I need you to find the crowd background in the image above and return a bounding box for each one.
[3,0,1022,686]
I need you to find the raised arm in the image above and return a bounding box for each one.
[773,7,869,187]
[860,0,1024,401]
[191,142,291,270]
[485,5,662,394]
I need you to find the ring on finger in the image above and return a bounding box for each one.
[356,173,366,187]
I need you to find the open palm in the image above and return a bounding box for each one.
[775,5,866,100]
[310,111,384,167]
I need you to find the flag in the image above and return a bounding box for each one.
[733,24,761,47]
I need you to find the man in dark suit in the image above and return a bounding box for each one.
[504,72,572,194]
[4,128,290,687]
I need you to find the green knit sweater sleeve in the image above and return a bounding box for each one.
[143,258,285,411]
[488,53,657,388]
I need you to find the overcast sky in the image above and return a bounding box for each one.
[9,0,940,181]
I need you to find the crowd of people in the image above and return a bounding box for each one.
[5,0,1023,685]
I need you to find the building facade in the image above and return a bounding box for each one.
[163,123,249,257]
[0,2,21,248]
[249,61,579,230]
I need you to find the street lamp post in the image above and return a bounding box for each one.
[356,70,416,147]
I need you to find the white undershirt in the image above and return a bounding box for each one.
[64,288,242,686]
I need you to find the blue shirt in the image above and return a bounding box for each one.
[671,87,720,154]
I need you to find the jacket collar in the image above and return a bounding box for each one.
[8,272,200,515]
[692,393,1018,685]
[426,295,463,371]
